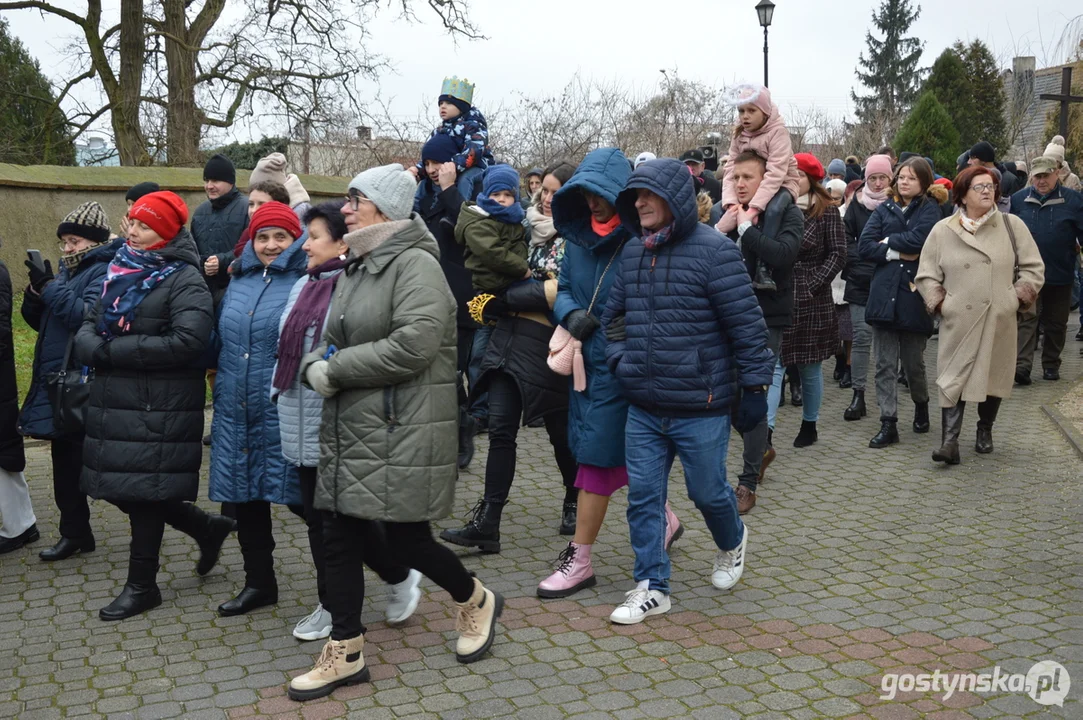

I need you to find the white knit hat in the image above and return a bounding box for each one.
[348,164,416,221]
[249,152,288,187]
[1044,142,1066,165]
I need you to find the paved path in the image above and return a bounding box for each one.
[2,333,1081,719]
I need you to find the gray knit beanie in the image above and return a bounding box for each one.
[347,164,416,221]
[57,201,111,245]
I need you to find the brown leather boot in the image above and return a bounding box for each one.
[932,403,965,465]
[975,397,1001,453]
[735,486,756,515]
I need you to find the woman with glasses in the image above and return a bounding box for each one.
[916,166,1044,465]
[19,203,123,560]
[858,157,943,449]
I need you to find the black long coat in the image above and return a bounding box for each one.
[0,261,25,473]
[74,229,214,503]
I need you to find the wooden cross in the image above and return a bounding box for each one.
[1040,67,1083,139]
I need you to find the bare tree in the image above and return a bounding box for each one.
[0,0,478,165]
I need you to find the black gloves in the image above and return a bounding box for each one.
[605,314,627,342]
[481,295,508,323]
[566,309,600,341]
[733,388,768,433]
[25,258,54,293]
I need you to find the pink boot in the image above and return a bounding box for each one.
[537,543,597,598]
[665,501,683,552]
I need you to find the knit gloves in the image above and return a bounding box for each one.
[305,360,336,398]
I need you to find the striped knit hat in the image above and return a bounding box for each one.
[57,201,111,245]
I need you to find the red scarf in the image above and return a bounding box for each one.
[591,215,621,237]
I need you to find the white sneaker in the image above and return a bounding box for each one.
[293,603,332,641]
[711,524,748,590]
[609,581,671,625]
[386,569,422,625]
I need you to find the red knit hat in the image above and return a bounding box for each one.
[250,201,301,240]
[934,177,954,190]
[794,153,824,182]
[129,191,189,241]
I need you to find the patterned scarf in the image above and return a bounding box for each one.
[97,242,183,340]
[272,256,349,392]
[641,223,675,250]
[959,206,997,235]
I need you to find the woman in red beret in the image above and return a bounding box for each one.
[75,191,234,621]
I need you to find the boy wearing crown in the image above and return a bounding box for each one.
[411,77,495,201]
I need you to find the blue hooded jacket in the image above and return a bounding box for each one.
[209,235,306,505]
[19,237,123,439]
[552,148,634,468]
[601,159,775,416]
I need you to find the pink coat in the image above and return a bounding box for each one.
[722,99,800,212]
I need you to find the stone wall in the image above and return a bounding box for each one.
[0,164,350,277]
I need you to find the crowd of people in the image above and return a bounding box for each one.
[0,76,1080,701]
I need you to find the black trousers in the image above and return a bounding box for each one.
[323,513,474,640]
[114,500,213,586]
[457,326,475,409]
[1017,283,1073,374]
[483,370,577,506]
[51,436,91,541]
[299,466,410,609]
[234,501,276,591]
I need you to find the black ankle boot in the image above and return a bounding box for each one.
[912,402,930,434]
[458,407,476,470]
[100,583,163,621]
[559,500,577,536]
[197,514,236,576]
[39,535,95,562]
[752,261,777,291]
[793,420,818,448]
[975,398,1000,454]
[218,585,279,617]
[790,381,802,407]
[869,419,900,448]
[439,500,503,553]
[838,366,852,388]
[844,390,866,421]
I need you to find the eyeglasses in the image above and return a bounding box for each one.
[345,190,374,211]
[971,183,996,194]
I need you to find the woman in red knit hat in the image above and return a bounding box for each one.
[74,190,234,621]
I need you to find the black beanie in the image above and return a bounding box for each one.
[438,94,473,117]
[125,181,160,203]
[969,141,995,164]
[203,153,236,185]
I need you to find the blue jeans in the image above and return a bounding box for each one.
[457,167,483,201]
[467,325,493,421]
[625,406,744,594]
[768,360,823,427]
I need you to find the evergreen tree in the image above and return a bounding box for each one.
[205,137,289,170]
[893,91,961,176]
[0,19,74,165]
[851,0,924,130]
[958,40,1007,153]
[923,48,977,147]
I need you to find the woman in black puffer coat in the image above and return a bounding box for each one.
[75,191,234,622]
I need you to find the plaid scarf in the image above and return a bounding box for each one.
[642,223,675,250]
[97,242,183,339]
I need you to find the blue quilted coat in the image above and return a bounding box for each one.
[552,148,634,468]
[601,158,775,416]
[209,238,306,505]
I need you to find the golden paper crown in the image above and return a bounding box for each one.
[467,293,498,327]
[440,76,475,105]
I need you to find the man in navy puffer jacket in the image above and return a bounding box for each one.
[601,158,774,625]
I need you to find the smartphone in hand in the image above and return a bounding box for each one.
[26,249,47,274]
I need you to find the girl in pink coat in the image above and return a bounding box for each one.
[717,84,801,289]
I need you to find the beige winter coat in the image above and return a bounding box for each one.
[916,212,1044,407]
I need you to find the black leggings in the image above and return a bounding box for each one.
[298,466,409,607]
[51,436,91,541]
[323,513,475,640]
[114,500,214,586]
[483,370,577,506]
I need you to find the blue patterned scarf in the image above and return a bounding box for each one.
[642,223,675,250]
[97,243,183,339]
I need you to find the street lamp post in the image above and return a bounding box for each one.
[756,0,775,88]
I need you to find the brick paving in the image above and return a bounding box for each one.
[2,335,1081,719]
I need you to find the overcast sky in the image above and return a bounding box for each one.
[3,0,1081,142]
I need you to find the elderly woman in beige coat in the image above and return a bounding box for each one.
[916,166,1044,466]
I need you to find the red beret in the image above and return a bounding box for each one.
[250,201,302,240]
[934,177,954,190]
[129,191,189,242]
[794,153,824,182]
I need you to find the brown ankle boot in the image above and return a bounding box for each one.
[288,635,369,701]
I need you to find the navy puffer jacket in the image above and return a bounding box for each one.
[552,148,633,468]
[602,159,775,416]
[858,194,941,335]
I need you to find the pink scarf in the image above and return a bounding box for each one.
[859,187,888,212]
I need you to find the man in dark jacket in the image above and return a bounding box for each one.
[415,133,477,466]
[191,153,248,307]
[969,141,1022,198]
[601,158,773,625]
[717,151,803,514]
[681,149,722,204]
[1011,156,1083,382]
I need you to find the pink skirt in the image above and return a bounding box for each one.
[574,464,629,497]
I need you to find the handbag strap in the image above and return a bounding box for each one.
[586,239,627,315]
[59,334,76,375]
[1001,212,1020,280]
